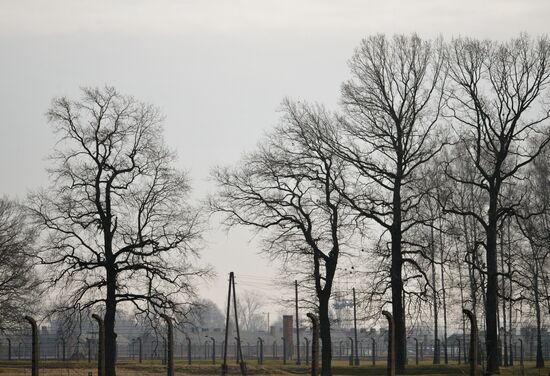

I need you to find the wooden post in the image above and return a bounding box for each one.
[382,310,395,376]
[306,313,319,376]
[222,272,232,375]
[24,316,39,376]
[160,315,174,376]
[348,337,354,366]
[92,314,105,376]
[230,273,247,375]
[463,309,478,376]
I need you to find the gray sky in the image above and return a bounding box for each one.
[0,0,548,312]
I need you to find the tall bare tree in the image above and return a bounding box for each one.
[445,35,550,374]
[336,34,447,371]
[237,290,265,332]
[211,100,351,376]
[515,143,550,368]
[29,87,206,376]
[0,197,39,331]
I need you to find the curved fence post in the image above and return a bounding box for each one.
[24,316,39,376]
[382,310,395,376]
[92,314,105,376]
[160,314,174,376]
[306,313,319,376]
[463,309,478,376]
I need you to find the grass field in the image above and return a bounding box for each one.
[0,359,548,375]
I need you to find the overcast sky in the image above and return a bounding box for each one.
[0,0,548,313]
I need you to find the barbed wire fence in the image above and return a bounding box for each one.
[0,317,549,375]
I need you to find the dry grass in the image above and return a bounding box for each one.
[0,359,548,375]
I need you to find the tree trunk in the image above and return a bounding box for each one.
[105,266,117,376]
[390,228,406,372]
[431,224,439,365]
[457,249,468,364]
[500,228,508,366]
[485,192,500,374]
[534,257,544,368]
[391,178,406,373]
[507,220,514,366]
[439,226,448,365]
[319,295,332,376]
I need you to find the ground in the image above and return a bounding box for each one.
[0,360,548,375]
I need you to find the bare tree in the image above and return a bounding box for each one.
[0,197,39,331]
[336,34,446,371]
[514,144,550,368]
[237,290,265,332]
[28,87,207,376]
[445,35,550,374]
[210,100,351,376]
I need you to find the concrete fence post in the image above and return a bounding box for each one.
[257,337,263,365]
[6,338,11,361]
[92,314,105,376]
[24,316,39,376]
[306,313,319,376]
[382,310,395,376]
[160,314,174,376]
[304,337,310,365]
[457,339,461,364]
[281,337,286,365]
[371,338,376,366]
[463,309,478,376]
[414,338,419,365]
[518,338,524,367]
[138,337,142,363]
[186,336,192,365]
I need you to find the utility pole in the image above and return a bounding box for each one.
[222,273,232,375]
[353,287,359,366]
[222,272,247,376]
[295,280,301,365]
